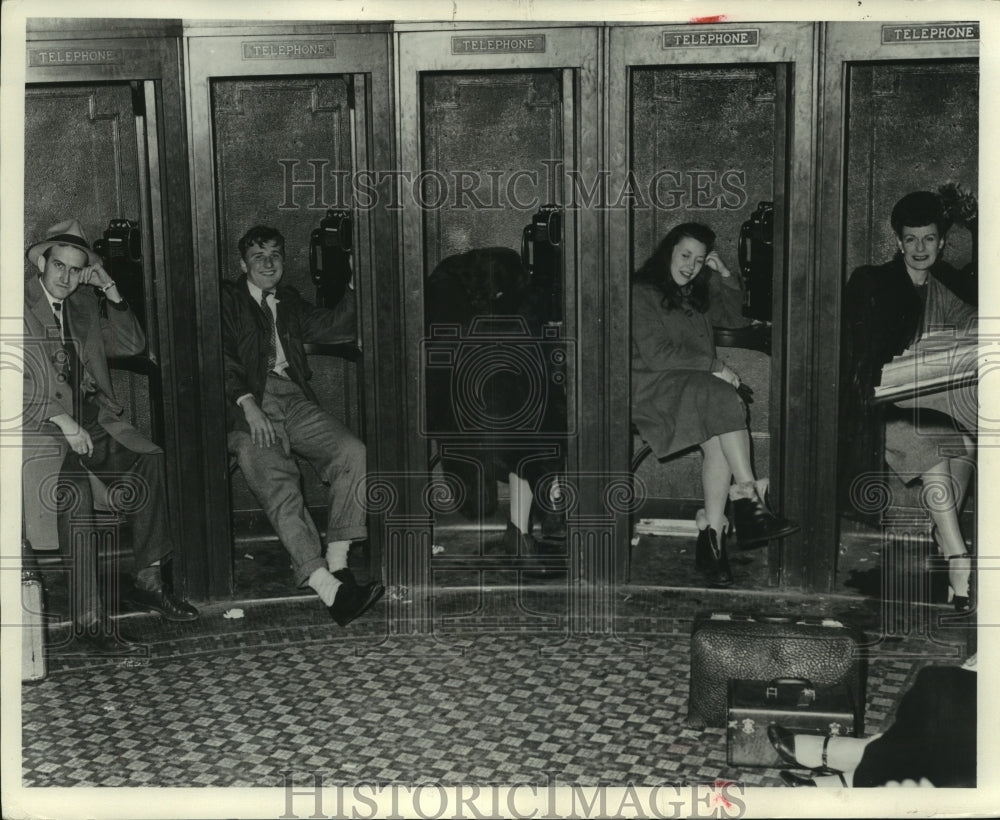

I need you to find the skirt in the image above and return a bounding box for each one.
[632,369,747,460]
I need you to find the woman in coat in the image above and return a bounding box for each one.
[770,654,977,788]
[839,191,977,611]
[631,222,798,586]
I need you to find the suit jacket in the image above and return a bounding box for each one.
[221,275,356,433]
[22,274,157,549]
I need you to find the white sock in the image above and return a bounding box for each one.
[308,567,343,607]
[326,541,351,573]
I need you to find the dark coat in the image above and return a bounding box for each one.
[220,275,356,433]
[22,274,155,549]
[630,270,746,458]
[837,255,976,509]
[424,247,566,517]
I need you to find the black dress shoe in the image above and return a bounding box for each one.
[330,570,385,626]
[779,770,816,787]
[780,769,848,787]
[124,585,200,622]
[67,630,146,656]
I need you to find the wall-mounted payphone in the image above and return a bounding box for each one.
[521,204,563,323]
[309,209,354,309]
[93,218,147,329]
[738,200,774,322]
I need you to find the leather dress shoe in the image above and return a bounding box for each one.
[330,569,385,626]
[124,584,200,622]
[779,770,816,787]
[68,630,146,656]
[780,769,848,787]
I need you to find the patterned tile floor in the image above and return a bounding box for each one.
[22,574,972,789]
[21,514,975,789]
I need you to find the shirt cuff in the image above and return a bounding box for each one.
[236,393,255,408]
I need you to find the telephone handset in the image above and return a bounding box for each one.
[520,204,563,323]
[309,209,354,309]
[92,218,145,326]
[737,200,774,322]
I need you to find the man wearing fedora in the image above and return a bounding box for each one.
[23,219,199,652]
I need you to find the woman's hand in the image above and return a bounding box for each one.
[713,364,740,388]
[703,250,732,278]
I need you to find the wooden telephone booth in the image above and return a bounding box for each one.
[23,19,203,597]
[606,22,819,587]
[185,22,399,599]
[393,23,609,634]
[817,21,979,579]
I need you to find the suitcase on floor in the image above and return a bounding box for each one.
[687,611,866,728]
[726,677,859,767]
[21,570,47,683]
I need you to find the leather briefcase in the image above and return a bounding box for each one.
[726,677,859,768]
[687,611,866,728]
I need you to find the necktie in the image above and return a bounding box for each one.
[53,302,82,397]
[260,291,277,373]
[52,300,64,339]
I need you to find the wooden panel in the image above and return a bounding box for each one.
[631,65,775,264]
[420,70,562,267]
[845,61,978,274]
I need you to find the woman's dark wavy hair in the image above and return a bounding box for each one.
[632,222,716,313]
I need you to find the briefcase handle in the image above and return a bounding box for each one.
[765,678,816,707]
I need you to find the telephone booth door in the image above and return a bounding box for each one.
[395,24,603,630]
[186,23,397,599]
[22,19,202,596]
[607,22,818,588]
[818,22,979,587]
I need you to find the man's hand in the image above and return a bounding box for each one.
[78,263,121,299]
[241,398,276,447]
[50,413,93,457]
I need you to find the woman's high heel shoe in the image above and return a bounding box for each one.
[768,726,838,775]
[945,552,973,612]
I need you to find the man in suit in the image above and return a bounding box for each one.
[23,219,199,653]
[222,225,383,625]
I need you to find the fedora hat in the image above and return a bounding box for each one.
[27,219,101,267]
